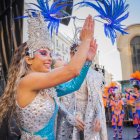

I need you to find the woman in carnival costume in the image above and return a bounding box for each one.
[129,71,140,139]
[0,12,95,139]
[0,0,129,139]
[107,82,124,139]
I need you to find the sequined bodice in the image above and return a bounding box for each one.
[15,89,58,140]
[16,92,55,133]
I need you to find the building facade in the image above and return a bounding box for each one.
[117,24,140,80]
[52,33,72,62]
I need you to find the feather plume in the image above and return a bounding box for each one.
[74,0,129,44]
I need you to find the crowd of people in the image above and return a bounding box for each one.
[102,71,140,139]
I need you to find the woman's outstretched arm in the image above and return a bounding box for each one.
[56,61,91,97]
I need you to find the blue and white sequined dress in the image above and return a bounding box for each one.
[16,62,91,140]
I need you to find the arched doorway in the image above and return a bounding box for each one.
[130,36,140,72]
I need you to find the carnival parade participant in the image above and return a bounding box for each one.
[106,82,124,139]
[0,12,95,140]
[125,88,136,121]
[129,71,140,139]
[53,55,86,140]
[56,41,108,140]
[110,93,124,139]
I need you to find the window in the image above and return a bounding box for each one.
[130,36,140,72]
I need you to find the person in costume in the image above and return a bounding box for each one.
[125,88,135,121]
[129,71,140,139]
[56,42,108,140]
[0,12,96,140]
[107,82,124,139]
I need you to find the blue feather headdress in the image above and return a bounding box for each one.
[130,71,140,87]
[16,0,129,45]
[30,0,73,36]
[16,0,73,37]
[74,0,129,44]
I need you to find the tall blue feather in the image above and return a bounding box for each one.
[28,0,72,36]
[75,0,129,44]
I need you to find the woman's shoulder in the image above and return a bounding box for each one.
[16,79,38,108]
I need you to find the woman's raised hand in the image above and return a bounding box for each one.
[86,38,98,61]
[80,15,94,42]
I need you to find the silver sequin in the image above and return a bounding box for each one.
[16,88,56,139]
